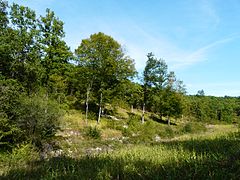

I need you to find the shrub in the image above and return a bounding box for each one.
[1,79,63,150]
[0,113,22,151]
[0,79,24,120]
[164,126,174,138]
[15,95,63,148]
[85,126,101,139]
[0,79,25,150]
[182,122,206,134]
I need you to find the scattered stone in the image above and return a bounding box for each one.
[104,115,120,121]
[155,135,161,142]
[123,124,128,128]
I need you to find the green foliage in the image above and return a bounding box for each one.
[0,79,24,150]
[15,95,62,147]
[144,52,168,89]
[84,126,102,139]
[1,4,240,177]
[182,122,207,134]
[185,95,238,122]
[0,113,22,151]
[0,79,23,116]
[143,53,185,119]
[113,80,143,109]
[0,79,62,149]
[164,126,174,137]
[75,32,137,122]
[197,89,205,96]
[1,131,240,179]
[153,88,184,119]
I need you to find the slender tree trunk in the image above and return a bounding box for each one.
[131,105,134,113]
[97,92,103,124]
[85,81,93,125]
[141,103,145,124]
[167,115,170,126]
[70,88,73,96]
[85,87,90,125]
[58,94,61,104]
[45,92,48,114]
[131,94,134,113]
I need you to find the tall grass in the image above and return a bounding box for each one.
[1,131,240,179]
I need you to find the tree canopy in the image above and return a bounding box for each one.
[0,0,239,150]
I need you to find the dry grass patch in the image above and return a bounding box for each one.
[101,129,122,140]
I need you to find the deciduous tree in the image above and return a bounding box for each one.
[75,32,136,123]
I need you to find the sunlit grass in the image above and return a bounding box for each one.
[1,131,239,179]
[1,109,239,179]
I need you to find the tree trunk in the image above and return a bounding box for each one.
[45,92,48,114]
[85,87,90,125]
[85,81,93,125]
[97,92,103,124]
[131,105,134,113]
[58,94,61,104]
[141,103,145,124]
[70,88,73,96]
[167,115,170,126]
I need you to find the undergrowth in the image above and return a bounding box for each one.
[1,110,239,179]
[1,132,239,179]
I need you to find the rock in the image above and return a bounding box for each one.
[155,135,161,142]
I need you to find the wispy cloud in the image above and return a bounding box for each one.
[65,15,240,73]
[171,34,240,69]
[200,0,220,28]
[121,24,240,72]
[16,0,237,75]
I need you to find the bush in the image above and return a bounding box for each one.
[164,126,174,138]
[84,126,101,139]
[121,114,142,137]
[0,113,22,151]
[0,79,23,119]
[0,79,63,150]
[182,122,206,134]
[0,79,25,150]
[15,95,63,148]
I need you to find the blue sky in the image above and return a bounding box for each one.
[8,0,240,96]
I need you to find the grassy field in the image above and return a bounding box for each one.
[1,110,240,179]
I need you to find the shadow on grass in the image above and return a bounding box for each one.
[161,131,240,156]
[2,132,240,180]
[150,114,177,126]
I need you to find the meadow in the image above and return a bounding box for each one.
[1,110,240,180]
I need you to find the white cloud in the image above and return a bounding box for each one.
[120,24,240,72]
[200,0,220,28]
[63,15,240,74]
[16,0,237,74]
[170,34,240,69]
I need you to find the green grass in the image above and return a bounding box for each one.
[1,109,240,179]
[1,131,240,179]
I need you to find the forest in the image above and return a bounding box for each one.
[1,1,240,179]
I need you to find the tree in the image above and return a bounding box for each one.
[143,53,184,123]
[112,80,143,112]
[197,89,205,96]
[162,88,183,125]
[143,52,169,115]
[144,52,168,89]
[0,0,8,28]
[0,3,43,93]
[75,32,136,123]
[0,0,9,77]
[10,3,43,93]
[39,8,73,95]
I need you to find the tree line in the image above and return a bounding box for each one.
[1,1,239,150]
